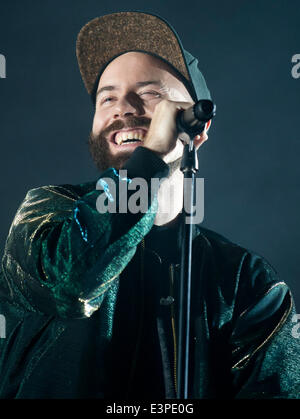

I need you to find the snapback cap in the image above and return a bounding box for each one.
[76,11,211,104]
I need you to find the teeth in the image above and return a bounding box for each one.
[115,129,146,145]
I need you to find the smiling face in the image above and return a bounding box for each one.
[89,51,193,171]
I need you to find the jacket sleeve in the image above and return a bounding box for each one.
[1,147,169,319]
[230,253,300,398]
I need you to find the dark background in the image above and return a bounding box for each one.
[0,0,300,306]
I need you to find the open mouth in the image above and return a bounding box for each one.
[112,128,147,146]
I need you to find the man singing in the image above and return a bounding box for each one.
[0,11,299,399]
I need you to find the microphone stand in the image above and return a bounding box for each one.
[176,100,216,399]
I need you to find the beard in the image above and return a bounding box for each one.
[88,116,151,172]
[88,115,183,175]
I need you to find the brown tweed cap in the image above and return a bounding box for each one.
[76,11,194,100]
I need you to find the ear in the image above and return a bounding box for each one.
[193,120,212,150]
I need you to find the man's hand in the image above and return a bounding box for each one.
[143,99,193,158]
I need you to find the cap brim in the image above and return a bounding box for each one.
[76,12,192,99]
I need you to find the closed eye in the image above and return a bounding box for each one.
[139,91,161,99]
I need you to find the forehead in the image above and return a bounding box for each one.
[97,52,191,97]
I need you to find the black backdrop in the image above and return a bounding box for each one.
[0,0,300,306]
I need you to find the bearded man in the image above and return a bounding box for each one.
[0,12,299,399]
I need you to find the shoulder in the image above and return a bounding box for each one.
[192,225,285,301]
[11,181,97,227]
[24,181,96,202]
[193,224,250,268]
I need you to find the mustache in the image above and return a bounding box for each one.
[99,116,151,139]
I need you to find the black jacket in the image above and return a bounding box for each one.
[0,147,299,398]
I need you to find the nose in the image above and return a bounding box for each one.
[113,93,144,118]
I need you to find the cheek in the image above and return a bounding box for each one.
[144,98,162,115]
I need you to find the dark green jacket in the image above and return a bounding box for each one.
[0,147,299,399]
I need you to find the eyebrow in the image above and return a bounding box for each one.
[96,80,163,99]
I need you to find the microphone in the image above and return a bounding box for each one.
[176,99,216,138]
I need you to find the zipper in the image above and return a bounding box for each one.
[169,263,178,395]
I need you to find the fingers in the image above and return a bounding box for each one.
[158,99,194,113]
[174,100,194,110]
[144,99,196,158]
[193,134,207,150]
